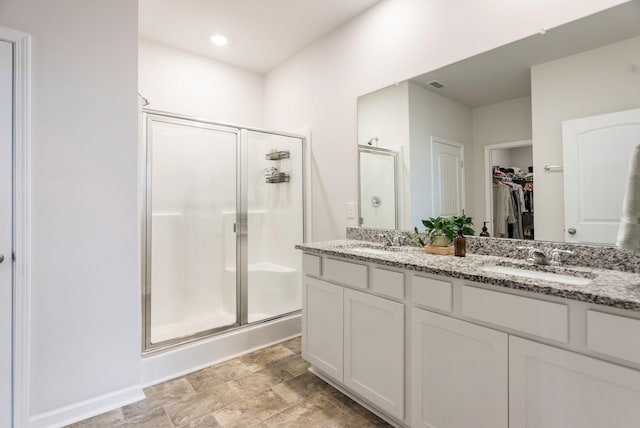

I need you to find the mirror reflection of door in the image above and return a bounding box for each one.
[431,137,464,217]
[485,140,533,239]
[358,146,399,229]
[563,108,640,245]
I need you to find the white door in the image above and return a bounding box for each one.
[412,309,508,428]
[432,138,464,217]
[563,108,640,244]
[343,288,404,420]
[303,277,344,382]
[509,336,640,428]
[0,39,13,428]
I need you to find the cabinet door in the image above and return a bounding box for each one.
[510,336,640,428]
[344,288,404,420]
[412,308,508,428]
[303,277,343,381]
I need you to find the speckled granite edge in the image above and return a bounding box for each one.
[346,227,640,274]
[296,239,640,312]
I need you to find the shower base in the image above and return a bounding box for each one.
[150,311,289,344]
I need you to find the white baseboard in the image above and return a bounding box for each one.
[28,384,144,428]
[140,313,302,387]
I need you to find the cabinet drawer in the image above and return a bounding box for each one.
[412,275,453,312]
[588,310,640,364]
[324,258,368,289]
[303,253,321,276]
[461,286,568,343]
[372,267,404,299]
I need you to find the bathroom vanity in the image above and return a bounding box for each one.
[296,237,640,428]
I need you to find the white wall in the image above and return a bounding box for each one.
[0,0,141,423]
[408,81,472,226]
[531,35,640,241]
[472,96,532,228]
[264,0,628,240]
[139,38,264,127]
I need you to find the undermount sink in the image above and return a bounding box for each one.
[351,247,391,255]
[481,264,593,286]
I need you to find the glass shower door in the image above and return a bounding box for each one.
[245,131,304,323]
[145,115,239,347]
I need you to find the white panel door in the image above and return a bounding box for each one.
[563,108,640,244]
[343,288,404,420]
[412,309,508,428]
[432,138,464,217]
[509,336,640,428]
[303,277,344,382]
[0,40,13,428]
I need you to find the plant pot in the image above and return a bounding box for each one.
[431,235,450,247]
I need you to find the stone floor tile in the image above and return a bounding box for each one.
[228,365,293,397]
[263,392,349,428]
[66,408,125,427]
[122,378,195,420]
[280,336,302,355]
[271,371,330,405]
[126,407,175,428]
[164,382,239,427]
[238,345,295,372]
[212,389,289,427]
[186,360,253,392]
[276,354,310,377]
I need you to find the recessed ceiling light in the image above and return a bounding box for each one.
[210,34,229,46]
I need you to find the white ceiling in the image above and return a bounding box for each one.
[409,2,640,108]
[139,0,381,74]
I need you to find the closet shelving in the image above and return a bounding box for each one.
[492,169,534,240]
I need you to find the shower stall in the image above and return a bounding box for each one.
[142,110,304,352]
[358,145,399,229]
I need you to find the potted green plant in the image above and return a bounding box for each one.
[408,215,475,247]
[451,214,475,237]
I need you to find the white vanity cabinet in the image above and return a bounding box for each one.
[303,276,344,381]
[302,256,405,421]
[344,288,404,419]
[411,308,508,428]
[301,250,640,428]
[509,336,640,428]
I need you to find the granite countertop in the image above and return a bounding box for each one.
[296,240,640,312]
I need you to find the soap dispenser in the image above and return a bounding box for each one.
[454,228,466,257]
[480,222,490,237]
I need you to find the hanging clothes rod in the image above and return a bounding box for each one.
[544,164,563,172]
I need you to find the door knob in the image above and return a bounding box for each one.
[568,228,577,235]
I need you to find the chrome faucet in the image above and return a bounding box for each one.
[380,234,398,247]
[518,246,574,266]
[549,249,574,266]
[518,246,548,265]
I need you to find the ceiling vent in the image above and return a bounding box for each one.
[427,80,446,89]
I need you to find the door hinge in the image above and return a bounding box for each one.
[233,223,237,233]
[12,252,15,262]
[460,160,464,168]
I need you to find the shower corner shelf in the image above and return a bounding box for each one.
[265,150,290,161]
[265,173,290,184]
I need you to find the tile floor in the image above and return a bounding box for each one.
[68,337,392,427]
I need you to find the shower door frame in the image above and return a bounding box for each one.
[357,145,399,229]
[141,109,305,354]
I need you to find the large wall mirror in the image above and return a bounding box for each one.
[357,2,640,246]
